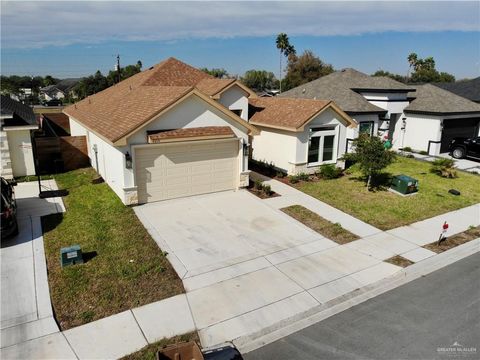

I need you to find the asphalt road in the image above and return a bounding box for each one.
[244,253,480,360]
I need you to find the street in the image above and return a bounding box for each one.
[244,252,480,360]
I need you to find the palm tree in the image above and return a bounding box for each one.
[276,33,296,93]
[407,53,418,78]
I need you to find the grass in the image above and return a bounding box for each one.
[42,168,184,330]
[120,332,199,360]
[281,205,359,244]
[294,157,480,230]
[385,255,414,268]
[424,226,480,253]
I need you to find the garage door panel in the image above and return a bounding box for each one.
[135,139,239,203]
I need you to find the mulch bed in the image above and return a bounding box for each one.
[385,255,415,268]
[423,226,480,253]
[247,180,280,199]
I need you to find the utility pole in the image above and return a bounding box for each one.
[116,54,121,83]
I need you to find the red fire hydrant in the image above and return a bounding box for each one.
[438,221,449,245]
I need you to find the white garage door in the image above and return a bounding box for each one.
[135,138,239,203]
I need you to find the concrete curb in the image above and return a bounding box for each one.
[235,238,480,354]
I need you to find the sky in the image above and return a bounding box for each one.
[1,1,479,79]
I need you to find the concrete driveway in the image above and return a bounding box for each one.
[134,190,335,278]
[134,190,403,347]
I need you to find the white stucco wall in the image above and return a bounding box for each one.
[392,114,442,154]
[252,107,352,174]
[217,85,249,120]
[5,129,36,177]
[348,113,380,139]
[69,117,127,200]
[252,127,297,171]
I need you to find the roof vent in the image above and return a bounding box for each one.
[302,88,306,94]
[149,66,154,70]
[313,96,317,100]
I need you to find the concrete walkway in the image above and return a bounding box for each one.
[0,180,76,359]
[409,152,480,174]
[250,172,382,238]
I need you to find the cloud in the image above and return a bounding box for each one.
[1,1,478,49]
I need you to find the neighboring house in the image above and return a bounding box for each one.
[64,58,258,205]
[40,78,81,101]
[280,69,480,155]
[0,95,39,178]
[434,77,480,103]
[249,98,357,174]
[400,84,480,154]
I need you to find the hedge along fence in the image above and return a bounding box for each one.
[34,136,90,174]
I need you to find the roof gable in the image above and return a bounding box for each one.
[404,84,480,115]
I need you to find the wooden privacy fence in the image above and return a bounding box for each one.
[34,136,89,174]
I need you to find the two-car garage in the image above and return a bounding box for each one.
[134,138,240,203]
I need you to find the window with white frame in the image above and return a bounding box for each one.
[307,126,338,166]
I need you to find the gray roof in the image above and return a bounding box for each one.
[434,77,480,103]
[40,78,81,96]
[0,95,36,126]
[404,84,480,115]
[279,68,413,114]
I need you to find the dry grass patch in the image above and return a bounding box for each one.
[281,205,359,244]
[42,168,184,330]
[424,226,480,254]
[120,332,199,360]
[385,255,414,268]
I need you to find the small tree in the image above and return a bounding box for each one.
[344,134,396,189]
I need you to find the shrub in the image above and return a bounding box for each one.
[276,171,286,178]
[430,158,458,178]
[319,164,343,179]
[297,172,310,181]
[419,150,429,155]
[254,180,263,190]
[405,154,415,158]
[262,184,272,196]
[402,146,413,152]
[288,175,299,184]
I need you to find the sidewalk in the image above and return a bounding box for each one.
[0,180,75,359]
[409,152,480,174]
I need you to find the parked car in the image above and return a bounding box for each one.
[1,177,18,240]
[449,137,480,160]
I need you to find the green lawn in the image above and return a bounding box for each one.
[294,157,480,230]
[42,168,184,330]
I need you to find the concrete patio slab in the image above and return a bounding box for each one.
[0,333,77,360]
[199,292,319,348]
[64,310,147,360]
[362,232,418,254]
[343,239,396,260]
[401,247,437,262]
[187,267,303,329]
[132,294,195,344]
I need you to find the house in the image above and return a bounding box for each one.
[40,78,81,101]
[280,69,480,155]
[249,98,357,174]
[0,95,39,178]
[64,58,258,205]
[434,77,480,103]
[399,84,480,154]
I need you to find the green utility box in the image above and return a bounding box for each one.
[390,175,419,195]
[60,245,83,267]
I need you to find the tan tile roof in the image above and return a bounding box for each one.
[249,97,337,130]
[64,57,246,143]
[148,126,235,143]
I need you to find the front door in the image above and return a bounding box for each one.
[307,126,338,166]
